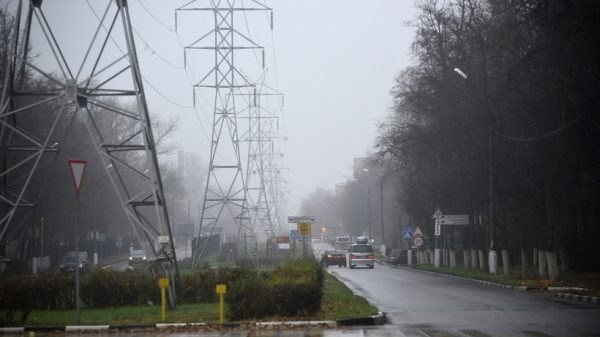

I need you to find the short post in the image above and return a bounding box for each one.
[216,284,227,324]
[159,277,169,322]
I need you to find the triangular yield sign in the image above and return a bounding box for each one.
[414,227,424,237]
[69,160,87,195]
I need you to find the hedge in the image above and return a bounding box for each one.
[0,259,324,325]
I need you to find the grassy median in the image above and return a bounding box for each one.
[12,270,377,326]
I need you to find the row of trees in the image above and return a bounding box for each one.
[299,0,599,276]
[373,0,600,272]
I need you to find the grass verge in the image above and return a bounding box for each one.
[8,269,377,326]
[318,271,379,320]
[411,264,600,297]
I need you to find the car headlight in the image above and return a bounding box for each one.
[143,256,147,260]
[129,257,133,260]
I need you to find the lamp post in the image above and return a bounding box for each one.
[362,169,384,249]
[454,67,497,275]
[353,179,372,240]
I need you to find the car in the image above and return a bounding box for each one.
[354,236,370,245]
[387,249,407,265]
[128,249,149,267]
[349,244,374,269]
[334,236,352,250]
[322,250,347,267]
[59,251,89,273]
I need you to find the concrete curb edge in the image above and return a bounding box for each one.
[0,313,388,333]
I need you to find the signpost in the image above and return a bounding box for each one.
[297,223,312,258]
[288,216,315,223]
[68,160,87,325]
[288,216,315,258]
[159,277,169,322]
[438,214,469,225]
[216,284,227,324]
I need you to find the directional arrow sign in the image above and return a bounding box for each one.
[432,208,443,219]
[68,160,87,195]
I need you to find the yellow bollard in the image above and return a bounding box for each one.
[215,284,227,324]
[158,278,169,322]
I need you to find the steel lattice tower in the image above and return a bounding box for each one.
[176,0,271,267]
[241,83,284,241]
[0,0,178,279]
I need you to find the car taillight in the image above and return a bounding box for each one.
[368,255,374,259]
[351,255,359,259]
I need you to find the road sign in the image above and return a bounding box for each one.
[290,230,297,240]
[68,160,87,195]
[434,221,441,236]
[297,223,312,236]
[432,208,443,219]
[438,214,469,225]
[288,215,315,223]
[403,230,412,240]
[414,226,424,237]
[412,236,424,247]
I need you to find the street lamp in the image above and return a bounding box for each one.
[454,67,497,274]
[362,168,384,249]
[352,179,372,240]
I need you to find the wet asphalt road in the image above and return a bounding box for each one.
[58,243,600,336]
[315,242,600,337]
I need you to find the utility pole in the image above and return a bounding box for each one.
[177,1,273,267]
[1,0,178,284]
[240,85,283,242]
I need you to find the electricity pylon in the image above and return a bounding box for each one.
[240,84,283,241]
[0,0,178,283]
[176,0,272,267]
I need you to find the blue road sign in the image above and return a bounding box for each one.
[290,230,297,240]
[403,225,414,240]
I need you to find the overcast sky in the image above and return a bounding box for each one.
[7,0,418,217]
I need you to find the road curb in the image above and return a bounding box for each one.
[0,314,389,334]
[553,292,600,305]
[337,312,387,326]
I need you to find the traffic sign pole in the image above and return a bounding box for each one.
[69,160,86,325]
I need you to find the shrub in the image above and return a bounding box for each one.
[226,258,324,320]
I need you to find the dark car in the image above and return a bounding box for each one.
[349,244,374,269]
[128,249,149,270]
[59,251,89,273]
[387,249,408,265]
[322,250,347,267]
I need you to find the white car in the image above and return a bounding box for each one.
[334,236,352,250]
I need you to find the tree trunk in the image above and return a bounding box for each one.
[502,249,510,276]
[434,248,441,268]
[478,250,486,270]
[546,251,559,281]
[520,249,528,278]
[471,249,478,269]
[449,249,456,267]
[538,250,547,278]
